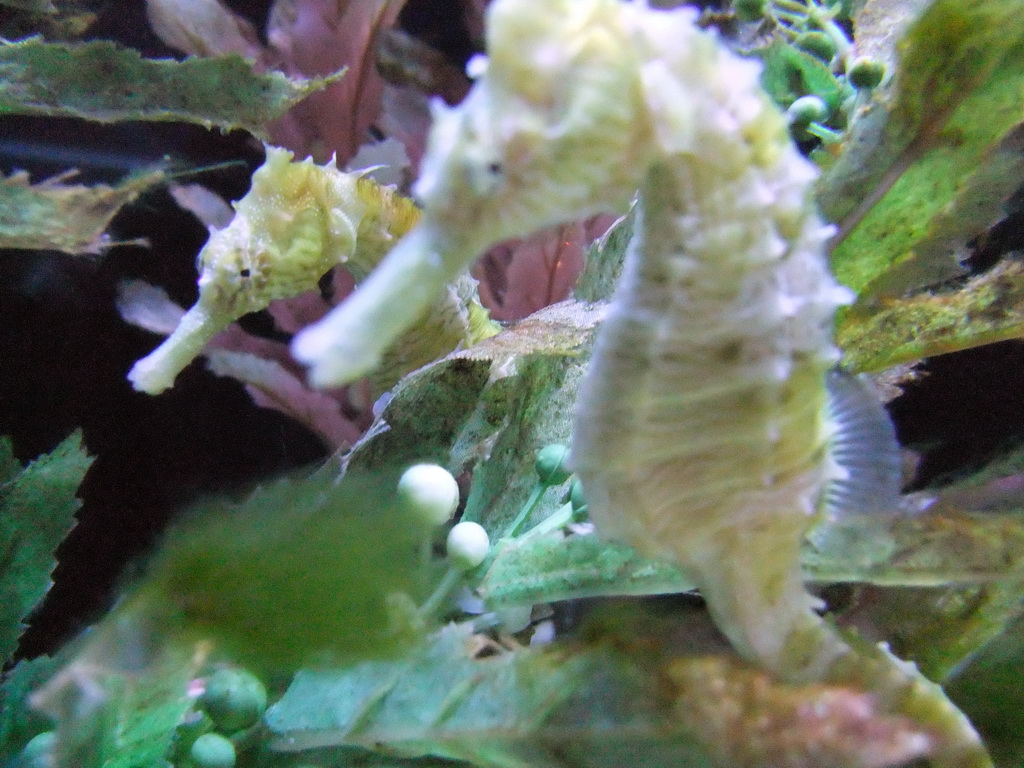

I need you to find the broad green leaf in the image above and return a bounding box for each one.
[478,506,1024,609]
[574,209,634,304]
[757,39,845,113]
[0,656,59,763]
[0,431,92,667]
[835,258,1024,372]
[0,168,163,253]
[821,0,1024,305]
[455,302,604,535]
[129,467,444,672]
[945,612,1024,768]
[266,615,934,768]
[843,581,1021,683]
[0,39,335,137]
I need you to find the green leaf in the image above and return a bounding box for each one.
[0,39,335,137]
[348,300,606,539]
[821,0,1024,305]
[757,39,844,113]
[265,615,935,768]
[574,209,634,303]
[0,168,164,253]
[478,505,1024,609]
[455,302,604,536]
[835,258,1024,372]
[31,640,197,768]
[0,431,92,667]
[945,613,1024,768]
[132,467,444,672]
[0,656,59,763]
[843,581,1021,682]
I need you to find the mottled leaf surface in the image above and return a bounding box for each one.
[348,300,605,537]
[478,506,1024,609]
[836,259,1024,372]
[821,0,1024,304]
[0,39,334,136]
[0,431,91,667]
[0,168,163,253]
[266,615,932,768]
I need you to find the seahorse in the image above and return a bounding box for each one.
[291,1,990,764]
[128,146,495,395]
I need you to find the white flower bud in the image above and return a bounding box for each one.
[397,464,460,526]
[446,521,490,570]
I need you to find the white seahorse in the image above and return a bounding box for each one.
[293,1,990,764]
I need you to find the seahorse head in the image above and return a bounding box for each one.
[414,0,653,250]
[196,148,361,314]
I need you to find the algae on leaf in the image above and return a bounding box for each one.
[0,431,92,667]
[0,39,335,137]
[836,258,1024,372]
[822,0,1024,304]
[0,168,164,253]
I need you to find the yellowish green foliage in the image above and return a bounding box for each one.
[126,468,442,671]
[821,0,1024,317]
[264,611,933,768]
[0,168,163,253]
[837,259,1024,372]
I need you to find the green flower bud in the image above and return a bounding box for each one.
[794,31,837,63]
[190,733,236,768]
[535,444,571,487]
[198,668,267,734]
[847,56,886,90]
[397,464,460,526]
[569,477,588,516]
[447,521,490,570]
[786,95,829,127]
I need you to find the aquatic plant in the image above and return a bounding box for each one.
[2,1,1024,767]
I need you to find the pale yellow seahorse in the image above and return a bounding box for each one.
[127,146,496,395]
[291,1,991,765]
